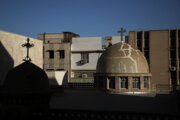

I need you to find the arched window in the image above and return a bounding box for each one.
[120,77,128,89]
[133,77,140,89]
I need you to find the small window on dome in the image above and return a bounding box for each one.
[108,77,115,89]
[144,77,149,88]
[133,77,140,89]
[120,77,128,89]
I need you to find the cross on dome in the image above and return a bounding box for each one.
[117,28,126,42]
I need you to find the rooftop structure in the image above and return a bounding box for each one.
[94,42,152,93]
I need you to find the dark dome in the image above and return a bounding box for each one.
[3,61,49,93]
[97,42,149,73]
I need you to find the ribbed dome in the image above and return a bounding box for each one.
[97,42,149,73]
[3,61,49,93]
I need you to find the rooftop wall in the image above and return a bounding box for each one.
[71,37,102,51]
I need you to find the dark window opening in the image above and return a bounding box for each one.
[49,50,54,59]
[171,59,176,67]
[171,71,177,86]
[109,77,115,89]
[170,38,176,49]
[144,50,150,65]
[120,77,128,89]
[81,53,89,63]
[144,39,149,50]
[144,32,149,39]
[170,50,176,59]
[59,50,65,59]
[137,39,142,51]
[170,30,176,39]
[137,32,142,39]
[133,77,140,89]
[144,77,149,88]
[137,32,142,51]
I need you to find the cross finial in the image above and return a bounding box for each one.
[22,38,34,61]
[117,28,126,42]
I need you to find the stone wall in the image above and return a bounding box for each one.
[0,30,43,85]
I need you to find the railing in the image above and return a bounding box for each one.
[64,83,94,88]
[71,78,94,83]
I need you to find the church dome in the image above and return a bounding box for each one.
[96,42,149,74]
[3,61,49,93]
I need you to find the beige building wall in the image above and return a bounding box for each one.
[149,31,169,89]
[0,30,43,85]
[128,29,180,91]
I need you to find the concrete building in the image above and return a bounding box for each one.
[94,42,152,93]
[37,32,79,85]
[71,37,104,83]
[128,29,180,92]
[0,30,43,85]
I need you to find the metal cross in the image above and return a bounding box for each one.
[117,28,126,42]
[22,38,34,61]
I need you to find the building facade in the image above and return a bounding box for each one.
[71,37,104,83]
[38,32,79,85]
[128,29,180,92]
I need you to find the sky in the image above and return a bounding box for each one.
[0,0,180,39]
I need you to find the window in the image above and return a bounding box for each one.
[144,31,149,39]
[170,50,176,59]
[108,77,115,89]
[133,77,140,89]
[81,53,89,63]
[59,50,65,59]
[137,32,142,51]
[120,77,128,89]
[144,77,149,88]
[49,50,54,59]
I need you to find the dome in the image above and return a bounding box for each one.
[3,61,49,93]
[97,42,149,74]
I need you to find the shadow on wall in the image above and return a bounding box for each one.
[0,42,14,85]
[47,71,68,86]
[62,71,68,85]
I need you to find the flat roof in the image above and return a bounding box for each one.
[50,88,179,115]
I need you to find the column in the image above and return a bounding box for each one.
[128,76,132,90]
[148,77,151,90]
[107,77,109,89]
[140,76,144,90]
[115,76,120,90]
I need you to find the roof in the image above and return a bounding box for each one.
[50,88,180,115]
[96,42,149,74]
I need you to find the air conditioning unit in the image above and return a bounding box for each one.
[80,60,87,64]
[170,67,176,71]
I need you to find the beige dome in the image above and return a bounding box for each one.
[3,61,49,93]
[97,42,149,73]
